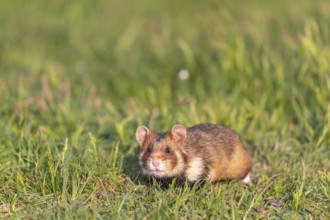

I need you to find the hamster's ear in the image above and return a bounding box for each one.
[171,124,187,143]
[136,126,149,145]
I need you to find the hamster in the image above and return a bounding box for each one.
[135,123,252,184]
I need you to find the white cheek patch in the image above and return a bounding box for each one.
[185,157,204,182]
[138,152,144,166]
[166,151,185,176]
[139,151,149,174]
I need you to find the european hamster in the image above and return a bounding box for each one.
[135,123,252,184]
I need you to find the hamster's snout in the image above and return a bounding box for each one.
[147,158,165,170]
[145,158,167,177]
[151,159,161,168]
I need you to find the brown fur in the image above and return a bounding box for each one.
[136,123,252,183]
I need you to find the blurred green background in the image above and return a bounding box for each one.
[0,0,329,218]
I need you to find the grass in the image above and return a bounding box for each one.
[0,0,329,219]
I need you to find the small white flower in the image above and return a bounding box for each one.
[178,69,189,80]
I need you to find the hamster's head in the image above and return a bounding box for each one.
[135,125,187,178]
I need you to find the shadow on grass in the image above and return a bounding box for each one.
[122,154,152,186]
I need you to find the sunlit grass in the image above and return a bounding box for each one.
[0,0,329,219]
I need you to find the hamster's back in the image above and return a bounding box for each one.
[184,124,252,182]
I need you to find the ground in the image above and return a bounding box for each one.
[0,0,329,219]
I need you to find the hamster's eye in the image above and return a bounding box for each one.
[146,147,152,154]
[165,147,170,154]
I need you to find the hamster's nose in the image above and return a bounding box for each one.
[152,159,161,167]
